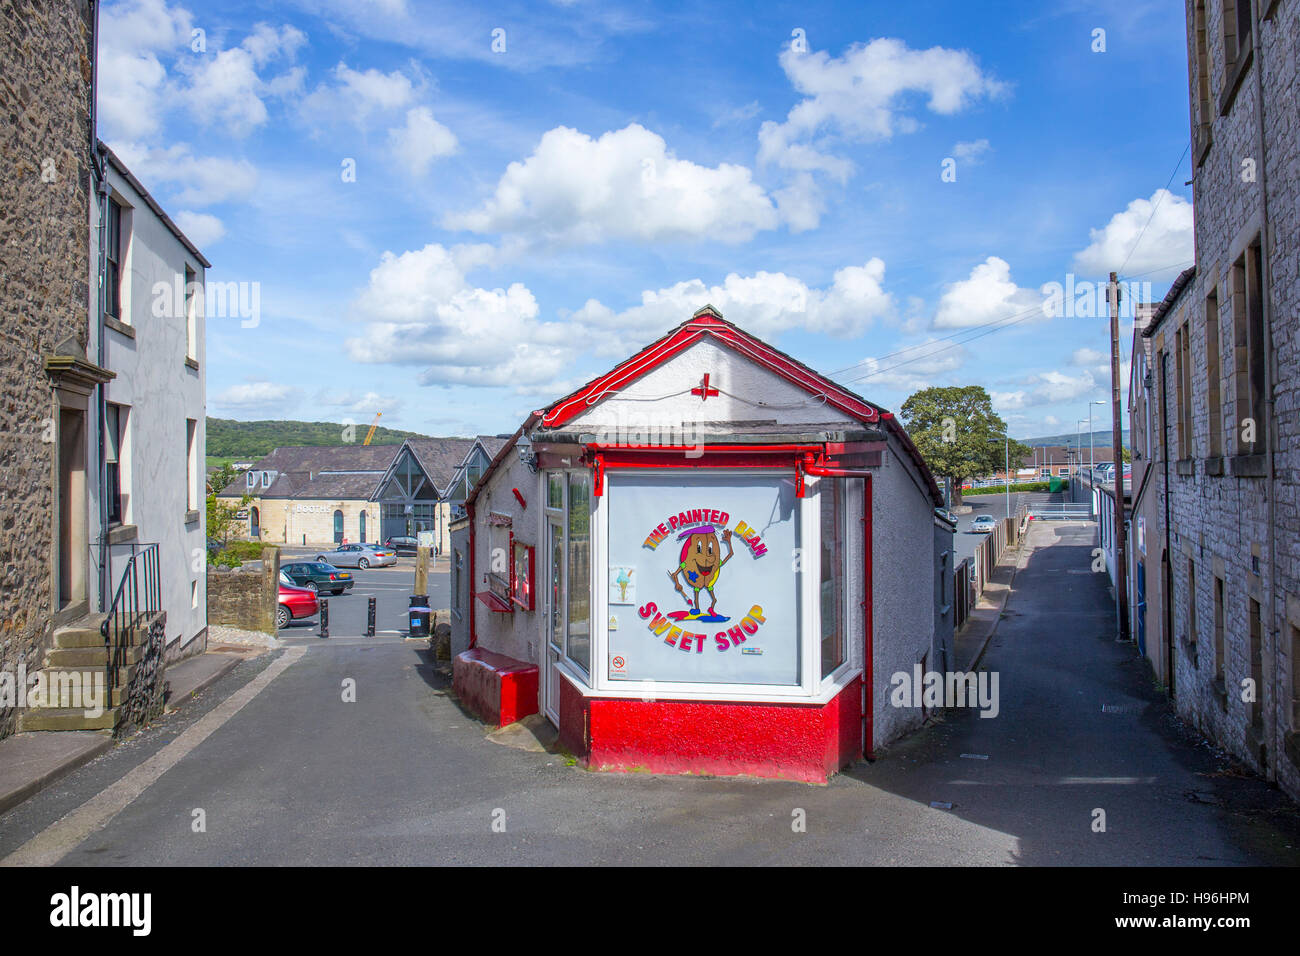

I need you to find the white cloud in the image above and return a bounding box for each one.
[1070,347,1106,366]
[314,390,402,419]
[569,258,894,353]
[932,257,1044,329]
[845,338,969,392]
[299,62,420,129]
[388,106,458,177]
[444,124,779,244]
[759,38,1006,177]
[1073,188,1195,278]
[182,24,307,137]
[110,142,259,206]
[953,138,991,162]
[214,381,300,409]
[97,0,194,139]
[344,243,572,388]
[172,210,225,248]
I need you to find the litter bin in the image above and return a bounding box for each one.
[408,605,431,638]
[409,594,428,609]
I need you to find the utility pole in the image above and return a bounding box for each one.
[1108,272,1130,641]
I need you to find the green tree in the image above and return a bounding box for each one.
[206,464,250,546]
[899,386,1032,505]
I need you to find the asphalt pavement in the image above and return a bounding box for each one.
[2,519,1296,865]
[275,554,450,639]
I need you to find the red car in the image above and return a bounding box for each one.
[277,572,319,629]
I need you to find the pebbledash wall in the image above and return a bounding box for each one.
[1138,0,1299,800]
[452,309,950,782]
[0,0,97,737]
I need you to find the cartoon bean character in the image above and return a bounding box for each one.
[668,525,734,615]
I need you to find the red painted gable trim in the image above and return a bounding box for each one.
[540,317,880,429]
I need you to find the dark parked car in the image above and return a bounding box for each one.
[384,535,419,555]
[277,572,318,629]
[281,561,354,595]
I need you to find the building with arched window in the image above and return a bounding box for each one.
[216,436,508,551]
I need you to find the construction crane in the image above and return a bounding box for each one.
[362,411,382,445]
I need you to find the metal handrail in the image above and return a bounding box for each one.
[99,542,160,709]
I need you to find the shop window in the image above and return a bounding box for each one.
[547,472,564,510]
[605,473,802,687]
[820,478,845,679]
[566,471,591,672]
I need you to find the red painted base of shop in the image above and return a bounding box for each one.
[558,676,862,784]
[452,649,539,727]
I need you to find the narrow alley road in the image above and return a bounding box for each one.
[1,522,1296,866]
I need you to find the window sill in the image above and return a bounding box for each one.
[1176,458,1195,476]
[1218,44,1253,117]
[184,510,201,525]
[184,356,199,370]
[107,523,138,545]
[1230,453,1266,478]
[1204,456,1224,476]
[104,315,135,339]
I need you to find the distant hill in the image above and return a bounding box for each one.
[1018,429,1130,448]
[206,417,434,460]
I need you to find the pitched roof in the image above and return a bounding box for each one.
[217,437,496,500]
[98,141,213,268]
[1141,267,1196,339]
[470,307,944,507]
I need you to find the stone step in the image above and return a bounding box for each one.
[23,667,134,707]
[47,641,146,669]
[19,706,120,732]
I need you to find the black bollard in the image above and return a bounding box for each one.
[366,597,376,637]
[318,598,329,638]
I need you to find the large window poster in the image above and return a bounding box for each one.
[607,473,802,686]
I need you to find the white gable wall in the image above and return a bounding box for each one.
[563,339,861,437]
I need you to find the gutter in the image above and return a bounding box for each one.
[89,0,110,612]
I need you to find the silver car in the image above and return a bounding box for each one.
[314,543,398,569]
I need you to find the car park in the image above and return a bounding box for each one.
[277,571,319,628]
[281,561,354,595]
[313,543,398,569]
[384,535,419,556]
[970,515,998,533]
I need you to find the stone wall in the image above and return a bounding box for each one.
[119,611,167,734]
[207,548,280,634]
[0,0,95,740]
[1162,0,1299,801]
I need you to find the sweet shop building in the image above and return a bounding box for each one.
[450,306,954,782]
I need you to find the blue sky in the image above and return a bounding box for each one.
[100,0,1195,441]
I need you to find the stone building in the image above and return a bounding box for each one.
[219,436,505,552]
[1131,0,1298,800]
[0,0,106,737]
